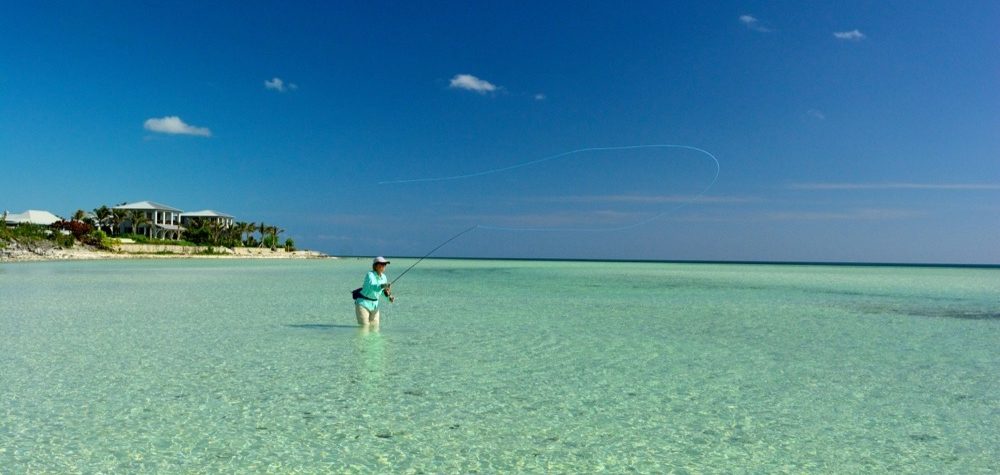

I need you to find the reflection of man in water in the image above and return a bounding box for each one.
[354,256,394,329]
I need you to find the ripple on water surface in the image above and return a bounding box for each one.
[1,260,998,472]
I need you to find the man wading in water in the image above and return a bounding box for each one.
[353,256,394,329]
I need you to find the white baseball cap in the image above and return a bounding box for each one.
[373,256,391,264]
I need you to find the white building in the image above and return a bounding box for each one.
[113,201,184,240]
[180,210,235,229]
[5,210,62,226]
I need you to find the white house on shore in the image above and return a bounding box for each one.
[4,202,238,242]
[112,201,237,240]
[180,210,235,229]
[113,201,185,240]
[4,210,62,226]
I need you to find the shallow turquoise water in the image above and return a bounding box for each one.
[1,259,998,473]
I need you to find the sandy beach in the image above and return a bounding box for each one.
[0,240,329,262]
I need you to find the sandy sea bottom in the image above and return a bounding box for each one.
[1,259,998,473]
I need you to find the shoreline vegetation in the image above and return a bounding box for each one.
[0,240,328,263]
[1,206,329,263]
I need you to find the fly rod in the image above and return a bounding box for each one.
[390,225,478,285]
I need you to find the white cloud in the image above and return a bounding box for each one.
[833,29,866,41]
[790,183,1000,191]
[807,109,826,120]
[449,74,498,94]
[530,194,756,204]
[534,93,546,101]
[265,77,297,92]
[740,14,772,33]
[764,208,923,221]
[143,116,211,137]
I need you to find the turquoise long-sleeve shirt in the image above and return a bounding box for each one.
[355,270,388,311]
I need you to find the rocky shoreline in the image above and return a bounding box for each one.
[0,240,330,262]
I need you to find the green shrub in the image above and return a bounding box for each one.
[82,229,116,250]
[262,235,279,249]
[54,232,75,248]
[10,223,48,241]
[284,238,296,252]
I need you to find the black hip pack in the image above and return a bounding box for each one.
[351,288,378,301]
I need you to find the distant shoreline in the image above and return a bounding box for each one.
[0,242,331,263]
[7,248,994,268]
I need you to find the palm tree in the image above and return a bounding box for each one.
[262,225,275,250]
[93,206,112,234]
[244,221,257,246]
[207,219,223,246]
[110,209,127,236]
[72,209,87,221]
[183,217,207,244]
[271,226,285,251]
[221,222,237,247]
[235,221,251,247]
[257,222,268,248]
[233,221,252,246]
[126,210,150,238]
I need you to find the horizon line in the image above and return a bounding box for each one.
[336,255,1000,269]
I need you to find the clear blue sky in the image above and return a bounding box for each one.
[2,1,997,264]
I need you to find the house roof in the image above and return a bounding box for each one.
[181,210,234,218]
[5,210,62,225]
[113,201,183,212]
